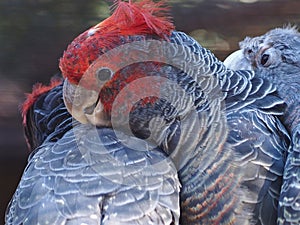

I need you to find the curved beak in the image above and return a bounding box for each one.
[223,49,253,71]
[63,79,111,126]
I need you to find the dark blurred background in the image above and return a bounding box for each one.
[1,0,300,223]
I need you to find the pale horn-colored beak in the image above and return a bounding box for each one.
[223,49,253,71]
[63,79,111,126]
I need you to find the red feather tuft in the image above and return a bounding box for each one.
[108,0,174,37]
[59,0,174,85]
[21,78,63,125]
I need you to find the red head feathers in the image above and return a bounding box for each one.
[59,0,174,85]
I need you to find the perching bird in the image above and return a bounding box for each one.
[5,2,182,223]
[6,1,290,225]
[58,1,290,224]
[224,26,300,225]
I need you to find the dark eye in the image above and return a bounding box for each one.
[96,67,113,82]
[260,54,270,66]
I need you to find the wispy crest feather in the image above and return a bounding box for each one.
[107,0,174,37]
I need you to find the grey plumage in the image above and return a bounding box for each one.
[166,31,289,225]
[5,84,180,225]
[225,26,300,224]
[6,28,291,225]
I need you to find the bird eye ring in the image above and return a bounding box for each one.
[260,53,270,66]
[96,67,113,82]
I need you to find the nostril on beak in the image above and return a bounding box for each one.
[84,103,96,115]
[84,95,100,115]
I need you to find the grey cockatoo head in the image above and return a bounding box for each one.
[225,26,300,86]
